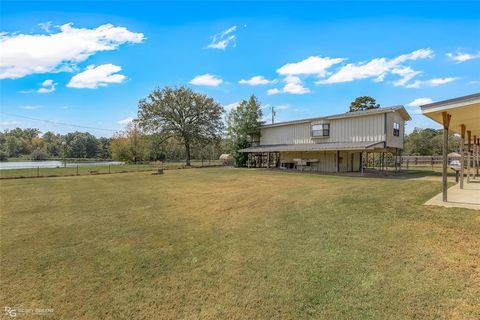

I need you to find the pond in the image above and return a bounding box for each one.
[0,161,125,170]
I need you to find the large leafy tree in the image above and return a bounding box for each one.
[110,122,149,163]
[137,86,224,166]
[64,132,99,158]
[349,96,380,112]
[404,128,460,155]
[0,127,40,156]
[42,131,63,157]
[226,95,263,166]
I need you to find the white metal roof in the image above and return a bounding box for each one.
[239,141,385,153]
[421,93,480,137]
[261,105,411,129]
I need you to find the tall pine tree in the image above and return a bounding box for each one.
[226,95,263,166]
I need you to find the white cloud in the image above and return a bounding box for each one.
[238,75,274,85]
[391,67,421,87]
[394,48,434,62]
[206,26,237,50]
[317,48,433,85]
[277,56,345,77]
[67,64,126,89]
[18,89,34,94]
[468,80,480,85]
[38,21,53,33]
[18,79,57,93]
[223,102,239,112]
[405,77,459,89]
[189,73,223,87]
[267,88,280,95]
[0,23,144,79]
[446,51,480,63]
[0,120,20,126]
[20,105,43,110]
[37,79,57,93]
[282,75,310,94]
[118,117,134,125]
[274,105,289,110]
[407,98,434,107]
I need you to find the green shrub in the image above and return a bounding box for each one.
[0,151,8,161]
[31,149,48,160]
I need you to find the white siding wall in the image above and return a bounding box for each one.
[260,122,311,145]
[260,113,386,145]
[386,112,405,149]
[326,114,385,143]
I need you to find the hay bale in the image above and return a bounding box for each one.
[219,154,234,166]
[152,168,164,175]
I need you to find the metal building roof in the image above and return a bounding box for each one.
[239,141,385,153]
[261,105,411,129]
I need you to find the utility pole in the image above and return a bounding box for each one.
[271,106,276,124]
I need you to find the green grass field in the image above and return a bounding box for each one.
[1,168,479,319]
[0,160,220,179]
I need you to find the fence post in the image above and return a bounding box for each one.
[37,166,39,177]
[109,165,111,174]
[431,157,434,170]
[76,165,79,176]
[407,159,409,170]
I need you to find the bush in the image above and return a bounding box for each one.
[30,149,48,160]
[0,151,8,161]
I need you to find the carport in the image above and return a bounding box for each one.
[421,93,480,209]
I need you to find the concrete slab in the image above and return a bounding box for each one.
[425,178,480,210]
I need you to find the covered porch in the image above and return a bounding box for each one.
[421,93,480,209]
[240,141,402,174]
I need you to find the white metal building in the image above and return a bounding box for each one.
[239,106,411,172]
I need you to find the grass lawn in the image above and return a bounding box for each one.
[0,160,220,179]
[1,168,479,319]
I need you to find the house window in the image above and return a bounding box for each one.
[393,122,400,137]
[312,124,330,137]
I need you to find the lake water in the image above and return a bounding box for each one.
[0,161,125,170]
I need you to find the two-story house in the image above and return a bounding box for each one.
[239,106,411,172]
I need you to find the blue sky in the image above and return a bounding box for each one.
[1,1,479,137]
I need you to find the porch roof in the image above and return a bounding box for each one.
[239,141,384,153]
[420,93,480,136]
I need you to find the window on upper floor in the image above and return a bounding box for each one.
[393,122,400,137]
[312,123,330,137]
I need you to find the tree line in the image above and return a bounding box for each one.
[404,128,460,156]
[0,90,459,163]
[0,87,251,163]
[0,129,111,161]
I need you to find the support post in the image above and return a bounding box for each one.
[267,152,270,168]
[474,136,479,178]
[467,130,471,182]
[441,112,451,202]
[361,151,364,174]
[336,151,339,173]
[477,138,480,177]
[460,124,465,189]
